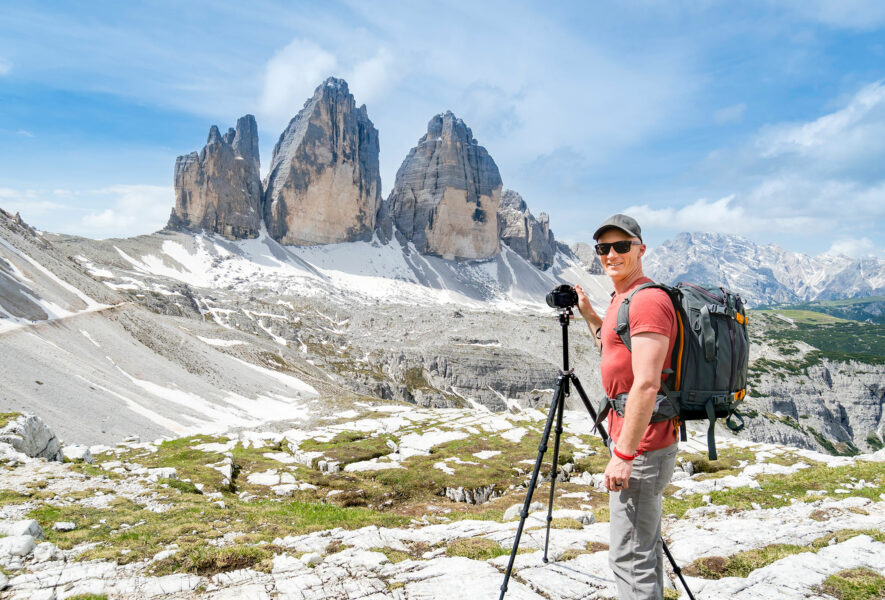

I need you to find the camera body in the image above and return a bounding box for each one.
[546,284,578,309]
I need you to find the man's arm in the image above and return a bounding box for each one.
[603,331,670,491]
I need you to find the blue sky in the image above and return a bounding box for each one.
[1,1,884,257]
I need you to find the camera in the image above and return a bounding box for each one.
[546,284,578,309]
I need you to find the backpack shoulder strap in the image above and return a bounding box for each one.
[614,282,671,352]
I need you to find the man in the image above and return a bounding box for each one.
[574,214,678,600]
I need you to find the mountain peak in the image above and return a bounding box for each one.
[263,77,381,245]
[167,115,262,240]
[426,111,476,145]
[385,113,502,260]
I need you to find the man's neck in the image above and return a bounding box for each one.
[612,270,646,294]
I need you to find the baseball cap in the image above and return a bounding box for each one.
[593,214,642,242]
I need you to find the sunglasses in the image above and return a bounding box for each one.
[594,240,641,255]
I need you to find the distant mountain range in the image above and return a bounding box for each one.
[642,232,885,307]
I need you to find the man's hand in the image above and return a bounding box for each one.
[604,455,633,491]
[574,285,598,322]
[574,285,603,347]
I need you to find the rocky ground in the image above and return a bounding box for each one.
[2,407,884,600]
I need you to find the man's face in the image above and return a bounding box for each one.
[597,228,645,282]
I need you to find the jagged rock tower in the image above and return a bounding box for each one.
[167,115,262,239]
[386,111,502,260]
[497,189,557,270]
[263,77,381,245]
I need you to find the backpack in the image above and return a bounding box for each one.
[598,281,749,460]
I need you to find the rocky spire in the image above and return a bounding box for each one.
[167,115,262,239]
[263,77,381,245]
[384,111,502,260]
[497,189,558,270]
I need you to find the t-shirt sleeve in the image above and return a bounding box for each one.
[628,288,675,338]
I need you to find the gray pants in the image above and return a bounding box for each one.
[609,442,678,599]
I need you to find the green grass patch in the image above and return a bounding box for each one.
[167,478,203,495]
[0,412,22,429]
[664,459,885,517]
[372,541,432,563]
[299,431,392,467]
[684,530,885,579]
[866,433,884,452]
[65,595,109,600]
[446,537,511,560]
[558,541,609,561]
[150,543,274,576]
[29,482,409,566]
[0,489,33,507]
[757,312,885,366]
[819,568,885,600]
[299,425,598,512]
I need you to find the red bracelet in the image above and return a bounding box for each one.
[613,447,641,461]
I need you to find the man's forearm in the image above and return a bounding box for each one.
[583,314,602,348]
[615,384,657,455]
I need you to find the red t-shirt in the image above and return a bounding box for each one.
[600,277,678,453]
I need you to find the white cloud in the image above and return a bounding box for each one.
[344,47,398,107]
[16,129,34,138]
[258,39,339,131]
[826,237,882,258]
[756,80,885,163]
[257,39,400,133]
[79,185,173,238]
[624,196,763,236]
[687,80,885,249]
[714,103,746,124]
[0,58,11,75]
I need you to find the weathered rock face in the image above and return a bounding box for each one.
[570,242,605,275]
[386,112,502,260]
[263,78,381,245]
[167,115,262,239]
[742,360,885,454]
[497,190,556,270]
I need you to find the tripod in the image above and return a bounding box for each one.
[498,306,695,600]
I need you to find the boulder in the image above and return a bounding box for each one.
[264,77,381,245]
[0,520,45,540]
[497,190,557,270]
[0,535,36,558]
[167,115,263,239]
[52,522,76,532]
[385,111,502,260]
[147,467,178,481]
[32,542,63,563]
[503,501,545,521]
[0,414,62,461]
[62,444,93,463]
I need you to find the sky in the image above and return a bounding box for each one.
[1,1,884,258]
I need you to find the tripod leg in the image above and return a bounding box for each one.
[663,535,697,600]
[570,374,610,447]
[499,376,564,600]
[542,391,565,563]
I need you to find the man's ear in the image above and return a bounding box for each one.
[638,243,646,258]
